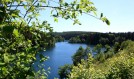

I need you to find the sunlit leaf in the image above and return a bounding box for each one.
[105,19,110,25]
[13,29,19,37]
[54,17,58,22]
[4,53,9,63]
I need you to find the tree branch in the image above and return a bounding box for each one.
[20,0,38,27]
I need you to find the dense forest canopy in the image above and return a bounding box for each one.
[53,31,134,45]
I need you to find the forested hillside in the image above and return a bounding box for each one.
[54,31,134,45]
[59,40,134,79]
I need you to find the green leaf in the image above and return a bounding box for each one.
[4,53,9,63]
[20,52,25,57]
[38,34,41,38]
[24,5,27,9]
[17,62,20,67]
[24,67,30,71]
[2,67,9,75]
[54,17,58,22]
[9,55,15,61]
[0,10,3,12]
[76,4,79,10]
[105,19,110,25]
[39,54,47,63]
[100,13,103,18]
[93,11,97,16]
[79,10,82,14]
[3,25,14,33]
[40,57,46,63]
[0,62,5,66]
[13,29,19,37]
[11,13,18,18]
[65,2,68,6]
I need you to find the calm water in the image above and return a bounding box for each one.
[34,42,94,79]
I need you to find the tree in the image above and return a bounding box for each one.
[72,46,85,65]
[55,35,64,42]
[84,46,92,59]
[69,41,134,79]
[93,44,102,54]
[0,0,110,78]
[69,54,106,79]
[113,42,120,53]
[72,46,92,65]
[104,44,111,53]
[58,64,72,79]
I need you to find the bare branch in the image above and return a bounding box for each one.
[27,18,32,25]
[15,2,22,10]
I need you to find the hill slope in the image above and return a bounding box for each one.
[69,40,134,79]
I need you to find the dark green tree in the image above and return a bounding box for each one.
[58,64,72,79]
[113,42,120,53]
[72,46,85,65]
[93,44,102,54]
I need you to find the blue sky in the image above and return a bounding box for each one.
[38,0,134,33]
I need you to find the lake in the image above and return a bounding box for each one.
[34,42,94,79]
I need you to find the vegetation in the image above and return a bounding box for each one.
[54,31,134,45]
[0,0,110,78]
[69,36,85,43]
[54,35,65,42]
[72,46,91,65]
[69,40,134,79]
[68,32,134,45]
[58,40,134,79]
[0,1,55,78]
[58,64,72,79]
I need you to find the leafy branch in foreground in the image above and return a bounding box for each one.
[3,0,110,25]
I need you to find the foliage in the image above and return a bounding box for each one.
[58,46,92,79]
[69,40,134,79]
[54,35,64,42]
[55,31,134,45]
[113,42,121,53]
[72,46,92,65]
[93,44,102,54]
[0,16,52,79]
[0,22,50,79]
[106,56,134,79]
[69,36,82,43]
[0,0,110,78]
[69,54,106,79]
[58,64,72,79]
[72,46,85,65]
[93,44,115,63]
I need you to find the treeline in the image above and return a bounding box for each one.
[53,31,134,45]
[54,35,65,42]
[53,31,92,40]
[58,40,134,79]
